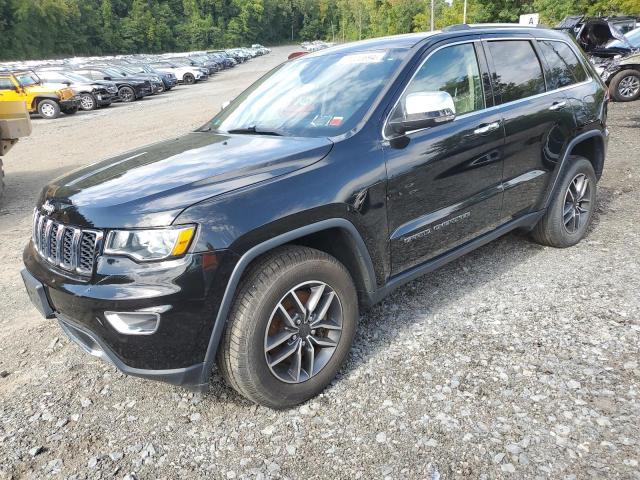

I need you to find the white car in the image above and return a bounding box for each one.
[150,62,205,85]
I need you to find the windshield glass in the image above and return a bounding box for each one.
[607,27,640,48]
[103,68,125,78]
[209,49,406,137]
[16,73,39,86]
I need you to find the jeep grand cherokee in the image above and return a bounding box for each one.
[22,25,608,408]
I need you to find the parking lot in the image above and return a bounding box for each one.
[0,43,639,479]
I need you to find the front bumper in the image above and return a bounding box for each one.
[95,93,116,106]
[22,243,238,390]
[60,98,80,109]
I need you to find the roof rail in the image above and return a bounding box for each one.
[444,22,543,31]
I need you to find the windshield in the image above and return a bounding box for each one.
[607,27,640,48]
[103,68,125,78]
[16,73,40,86]
[209,49,406,138]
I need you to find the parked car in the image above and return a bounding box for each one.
[0,71,79,119]
[588,27,640,101]
[151,60,207,85]
[21,26,608,408]
[90,64,164,94]
[71,67,153,102]
[122,63,178,91]
[36,70,117,111]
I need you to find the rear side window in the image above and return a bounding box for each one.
[487,40,545,104]
[538,40,588,89]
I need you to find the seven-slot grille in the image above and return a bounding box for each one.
[32,209,103,277]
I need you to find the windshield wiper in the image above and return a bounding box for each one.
[226,125,283,136]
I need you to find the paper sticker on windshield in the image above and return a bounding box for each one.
[329,116,343,126]
[338,52,385,65]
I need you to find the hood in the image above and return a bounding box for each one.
[40,132,333,229]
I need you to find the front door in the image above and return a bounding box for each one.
[383,40,505,275]
[0,76,27,105]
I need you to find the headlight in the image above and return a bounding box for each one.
[104,225,196,261]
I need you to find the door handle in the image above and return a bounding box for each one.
[549,101,567,111]
[473,121,500,135]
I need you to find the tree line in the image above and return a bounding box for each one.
[0,0,638,61]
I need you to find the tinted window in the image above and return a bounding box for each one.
[488,41,545,103]
[0,78,14,90]
[397,43,485,118]
[538,40,588,89]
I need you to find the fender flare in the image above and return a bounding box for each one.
[33,95,60,109]
[198,218,377,385]
[542,129,607,209]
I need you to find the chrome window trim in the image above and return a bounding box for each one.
[382,36,593,141]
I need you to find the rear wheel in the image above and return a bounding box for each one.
[609,69,640,102]
[79,93,97,111]
[217,246,358,408]
[37,99,60,119]
[118,86,136,103]
[61,106,78,115]
[183,73,195,85]
[531,156,597,248]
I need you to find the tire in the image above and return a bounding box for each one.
[118,86,136,103]
[217,246,358,408]
[609,69,640,102]
[183,73,195,85]
[37,99,60,119]
[62,106,78,115]
[79,93,97,111]
[531,156,597,248]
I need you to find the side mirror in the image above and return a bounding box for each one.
[104,76,112,81]
[388,91,456,135]
[64,81,71,85]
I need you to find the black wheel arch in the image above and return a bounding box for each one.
[198,218,377,386]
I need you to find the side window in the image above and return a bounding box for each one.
[487,40,545,104]
[391,42,485,121]
[0,77,14,90]
[538,40,588,89]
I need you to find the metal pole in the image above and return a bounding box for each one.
[430,0,434,31]
[463,0,467,23]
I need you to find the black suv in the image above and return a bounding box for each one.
[22,26,608,408]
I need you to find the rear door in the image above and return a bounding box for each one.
[383,39,505,275]
[483,37,577,220]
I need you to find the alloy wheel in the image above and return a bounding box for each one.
[618,75,640,99]
[119,88,134,102]
[80,95,95,110]
[264,281,343,384]
[563,173,591,234]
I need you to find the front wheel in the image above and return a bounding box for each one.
[609,69,640,102]
[37,99,60,119]
[118,86,136,103]
[183,73,195,85]
[217,246,358,408]
[79,93,97,111]
[531,156,597,248]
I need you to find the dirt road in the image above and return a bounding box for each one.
[0,45,639,479]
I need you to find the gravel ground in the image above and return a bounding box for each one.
[0,46,639,479]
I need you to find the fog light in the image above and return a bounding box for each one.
[104,311,160,335]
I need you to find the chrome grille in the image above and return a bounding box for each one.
[32,210,103,277]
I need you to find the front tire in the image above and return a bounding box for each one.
[79,93,97,111]
[183,73,195,85]
[531,156,596,248]
[118,86,136,103]
[37,99,60,119]
[218,246,358,408]
[609,69,640,102]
